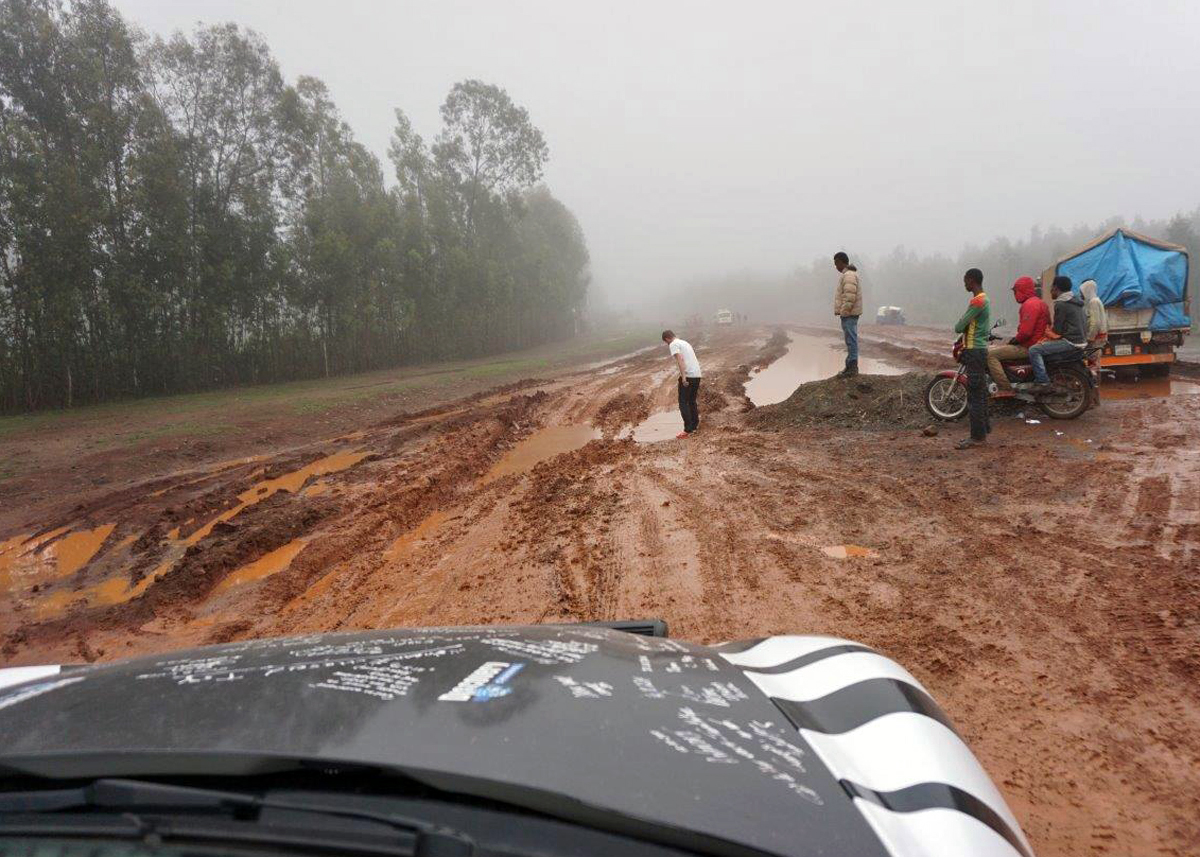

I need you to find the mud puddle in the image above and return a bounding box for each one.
[483,426,599,482]
[1102,375,1200,400]
[745,334,905,406]
[0,523,116,593]
[580,345,657,373]
[213,539,309,594]
[33,547,184,619]
[822,544,878,559]
[627,410,684,443]
[383,511,450,562]
[185,449,368,545]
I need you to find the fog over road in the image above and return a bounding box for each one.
[111,0,1200,305]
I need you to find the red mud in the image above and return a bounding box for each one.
[2,324,1198,857]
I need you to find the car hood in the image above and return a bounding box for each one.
[0,625,1032,857]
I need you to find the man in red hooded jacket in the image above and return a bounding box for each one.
[987,275,1051,395]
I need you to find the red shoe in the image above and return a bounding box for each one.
[676,431,690,439]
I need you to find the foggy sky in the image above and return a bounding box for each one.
[113,0,1200,307]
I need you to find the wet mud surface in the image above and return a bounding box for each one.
[745,331,905,406]
[2,323,1199,857]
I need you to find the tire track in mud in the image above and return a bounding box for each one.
[3,392,555,655]
[254,394,556,636]
[611,474,704,630]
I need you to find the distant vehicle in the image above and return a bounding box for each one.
[715,308,734,325]
[875,306,906,326]
[0,621,1036,857]
[1040,228,1190,375]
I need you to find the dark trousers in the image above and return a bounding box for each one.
[678,377,701,433]
[962,348,990,441]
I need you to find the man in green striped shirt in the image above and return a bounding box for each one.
[954,268,991,449]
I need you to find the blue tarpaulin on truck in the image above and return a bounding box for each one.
[1053,229,1190,330]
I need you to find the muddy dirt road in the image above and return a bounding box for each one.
[2,324,1198,857]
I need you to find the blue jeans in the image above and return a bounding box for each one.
[1028,340,1082,383]
[840,315,859,365]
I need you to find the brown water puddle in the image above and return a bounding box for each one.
[383,511,450,563]
[482,426,599,482]
[580,345,657,373]
[25,450,367,618]
[303,480,333,498]
[0,523,116,593]
[628,410,685,443]
[745,334,905,406]
[822,544,878,559]
[212,538,309,595]
[0,532,34,593]
[185,450,368,545]
[33,549,183,619]
[1101,376,1200,401]
[285,567,340,613]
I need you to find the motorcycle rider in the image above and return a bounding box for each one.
[1081,279,1107,406]
[1028,276,1087,393]
[1081,278,1108,348]
[987,275,1050,397]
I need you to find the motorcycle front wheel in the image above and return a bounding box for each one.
[924,375,968,420]
[1039,366,1090,419]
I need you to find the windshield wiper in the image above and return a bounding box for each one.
[0,777,477,856]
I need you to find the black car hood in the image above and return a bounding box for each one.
[0,625,888,857]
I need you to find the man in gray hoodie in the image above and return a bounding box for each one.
[1027,276,1087,392]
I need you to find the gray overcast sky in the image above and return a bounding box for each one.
[113,0,1200,304]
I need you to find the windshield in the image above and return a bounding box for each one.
[0,773,698,857]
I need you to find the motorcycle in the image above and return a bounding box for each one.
[924,320,1098,421]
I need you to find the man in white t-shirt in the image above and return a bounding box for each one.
[662,330,702,438]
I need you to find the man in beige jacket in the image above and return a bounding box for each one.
[833,251,862,376]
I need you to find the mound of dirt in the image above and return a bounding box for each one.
[753,328,790,369]
[595,391,652,438]
[748,372,932,431]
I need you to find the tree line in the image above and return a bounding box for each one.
[657,207,1198,327]
[796,208,1199,325]
[0,0,590,413]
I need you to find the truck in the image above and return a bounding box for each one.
[715,308,734,325]
[1040,228,1190,374]
[875,305,906,326]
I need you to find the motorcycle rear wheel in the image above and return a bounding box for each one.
[1039,366,1090,419]
[924,375,967,420]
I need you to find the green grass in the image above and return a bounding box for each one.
[93,421,237,449]
[0,324,660,442]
